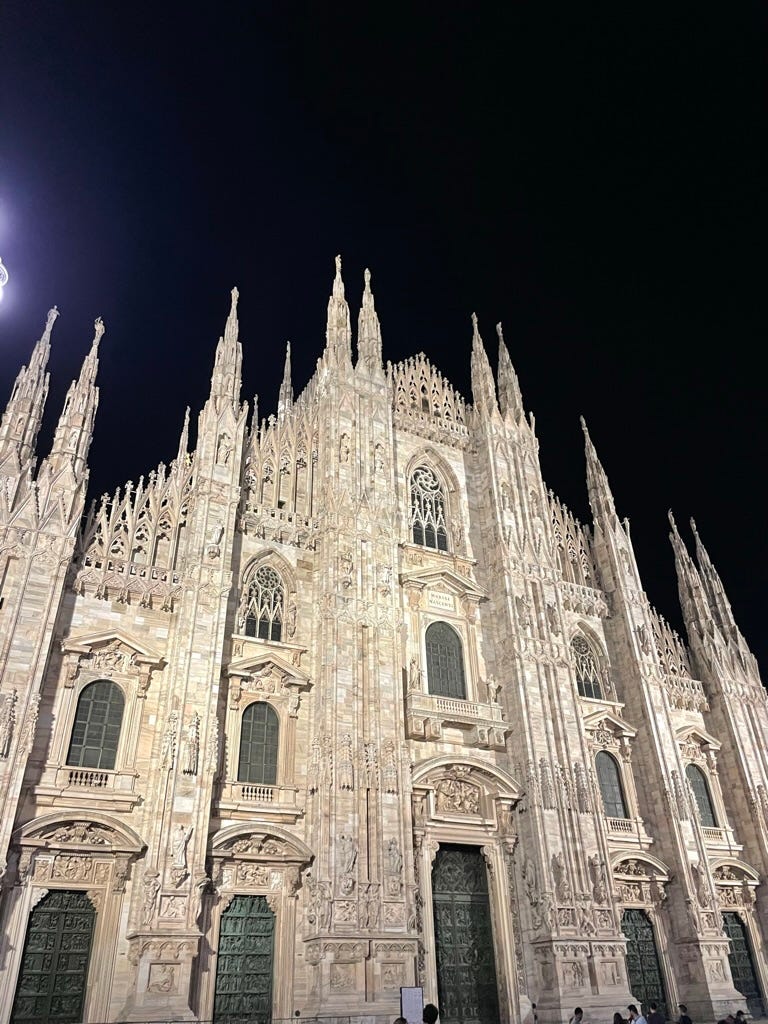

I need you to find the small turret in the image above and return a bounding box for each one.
[496,322,525,422]
[356,267,383,375]
[470,313,498,416]
[0,306,58,471]
[581,417,617,523]
[278,342,293,418]
[43,316,104,483]
[668,511,713,641]
[208,287,243,410]
[175,407,191,468]
[689,518,737,636]
[324,255,352,368]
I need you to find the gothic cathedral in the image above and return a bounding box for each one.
[0,259,766,1024]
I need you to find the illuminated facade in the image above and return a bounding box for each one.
[0,263,766,1024]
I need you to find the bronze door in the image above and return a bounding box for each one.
[723,911,764,1017]
[213,894,275,1024]
[621,908,667,1018]
[11,890,95,1024]
[432,845,500,1024]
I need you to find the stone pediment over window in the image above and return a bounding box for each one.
[226,651,311,710]
[61,629,165,694]
[676,725,720,770]
[611,852,670,908]
[400,565,486,615]
[583,708,637,754]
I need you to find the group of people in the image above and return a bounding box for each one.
[569,1003,749,1024]
[393,1003,440,1024]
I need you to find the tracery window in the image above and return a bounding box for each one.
[410,466,449,551]
[238,701,279,785]
[66,680,125,771]
[686,763,717,827]
[426,621,466,699]
[571,634,603,700]
[596,751,629,818]
[243,565,284,641]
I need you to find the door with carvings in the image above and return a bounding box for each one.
[11,890,95,1024]
[621,909,667,1019]
[722,912,764,1017]
[213,894,275,1024]
[432,845,500,1024]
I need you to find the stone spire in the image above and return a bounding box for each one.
[689,518,737,635]
[581,417,617,523]
[0,306,58,470]
[176,406,191,468]
[208,287,243,409]
[278,341,294,418]
[668,511,713,640]
[470,313,498,415]
[324,255,352,367]
[496,322,524,422]
[356,267,383,374]
[44,316,105,482]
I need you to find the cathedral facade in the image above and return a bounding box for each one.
[0,260,766,1024]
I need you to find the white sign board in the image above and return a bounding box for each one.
[401,985,423,1024]
[427,590,455,612]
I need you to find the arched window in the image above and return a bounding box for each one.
[571,634,603,700]
[243,565,284,641]
[410,466,449,551]
[596,751,629,818]
[425,621,466,699]
[238,702,279,785]
[686,763,717,827]
[67,680,125,770]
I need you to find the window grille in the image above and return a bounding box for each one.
[238,702,279,785]
[596,751,629,818]
[426,621,467,699]
[571,634,603,700]
[686,763,717,827]
[67,680,125,771]
[410,466,449,551]
[243,566,284,641]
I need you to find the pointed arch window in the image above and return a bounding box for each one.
[425,621,466,699]
[238,702,279,785]
[67,680,125,770]
[686,763,717,827]
[243,565,284,641]
[596,751,629,818]
[410,466,449,551]
[571,634,603,700]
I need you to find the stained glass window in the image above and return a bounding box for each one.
[238,702,279,785]
[686,763,717,827]
[596,751,628,818]
[67,680,124,770]
[572,634,603,700]
[410,466,449,551]
[426,622,466,699]
[243,566,284,641]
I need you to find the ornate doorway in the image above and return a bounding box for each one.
[722,912,763,1017]
[621,909,667,1018]
[10,890,95,1024]
[213,894,275,1024]
[432,845,500,1024]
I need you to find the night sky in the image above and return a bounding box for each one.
[1,5,765,672]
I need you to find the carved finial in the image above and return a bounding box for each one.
[231,286,239,309]
[496,322,504,343]
[93,317,105,345]
[332,254,346,300]
[46,307,60,332]
[364,267,371,290]
[335,254,342,276]
[471,311,479,332]
[580,415,589,437]
[690,517,700,541]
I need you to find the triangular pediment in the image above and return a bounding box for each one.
[675,724,721,750]
[227,650,310,686]
[582,708,637,739]
[400,566,486,601]
[61,628,164,666]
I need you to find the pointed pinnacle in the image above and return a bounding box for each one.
[45,306,60,334]
[362,267,374,307]
[668,509,678,532]
[333,254,345,299]
[93,316,105,346]
[224,287,239,343]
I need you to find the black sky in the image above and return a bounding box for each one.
[0,3,765,671]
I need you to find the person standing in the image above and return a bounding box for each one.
[647,1002,665,1024]
[569,1008,585,1024]
[677,1005,693,1024]
[628,1004,649,1024]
